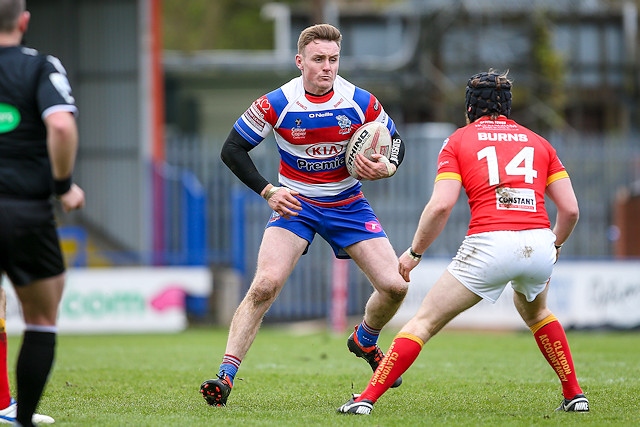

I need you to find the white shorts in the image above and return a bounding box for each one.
[447,229,557,303]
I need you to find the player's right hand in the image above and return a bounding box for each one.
[267,187,301,219]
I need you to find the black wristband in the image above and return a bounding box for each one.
[53,176,72,196]
[407,247,423,261]
[555,244,563,249]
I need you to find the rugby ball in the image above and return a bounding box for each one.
[345,122,392,178]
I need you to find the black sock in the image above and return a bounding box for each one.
[16,331,56,427]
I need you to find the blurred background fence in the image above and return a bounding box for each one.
[33,0,639,325]
[158,124,640,322]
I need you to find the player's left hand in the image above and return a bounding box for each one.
[59,183,85,212]
[354,153,396,180]
[398,251,419,282]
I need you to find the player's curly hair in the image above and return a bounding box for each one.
[297,23,342,54]
[465,69,512,123]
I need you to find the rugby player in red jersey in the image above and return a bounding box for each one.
[339,69,588,415]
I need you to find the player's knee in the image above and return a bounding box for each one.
[381,280,408,303]
[246,278,280,306]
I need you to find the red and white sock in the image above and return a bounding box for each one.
[357,333,423,403]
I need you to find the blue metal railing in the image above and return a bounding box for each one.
[61,130,639,322]
[158,162,208,266]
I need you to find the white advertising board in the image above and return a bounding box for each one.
[3,267,212,335]
[390,260,640,330]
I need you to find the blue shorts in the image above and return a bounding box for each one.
[265,191,387,259]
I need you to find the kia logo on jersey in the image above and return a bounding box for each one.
[305,143,344,158]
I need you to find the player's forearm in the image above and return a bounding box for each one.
[220,129,269,195]
[552,211,579,246]
[46,112,78,179]
[411,202,451,254]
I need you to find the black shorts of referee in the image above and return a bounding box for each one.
[0,197,65,286]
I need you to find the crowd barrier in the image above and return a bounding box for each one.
[3,267,211,335]
[3,260,638,334]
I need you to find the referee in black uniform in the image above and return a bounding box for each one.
[0,1,85,425]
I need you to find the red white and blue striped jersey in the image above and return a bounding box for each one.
[233,75,396,199]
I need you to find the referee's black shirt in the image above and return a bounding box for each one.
[0,46,77,200]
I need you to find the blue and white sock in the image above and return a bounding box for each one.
[356,321,381,348]
[218,354,241,385]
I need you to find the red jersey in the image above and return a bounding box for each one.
[436,116,569,235]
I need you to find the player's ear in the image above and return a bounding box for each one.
[18,11,30,34]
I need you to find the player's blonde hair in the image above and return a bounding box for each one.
[0,0,25,33]
[297,23,342,54]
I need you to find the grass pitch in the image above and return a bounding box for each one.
[9,326,639,426]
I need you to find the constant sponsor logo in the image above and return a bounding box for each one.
[498,195,535,207]
[496,187,536,211]
[305,143,344,158]
[0,103,20,133]
[478,132,528,142]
